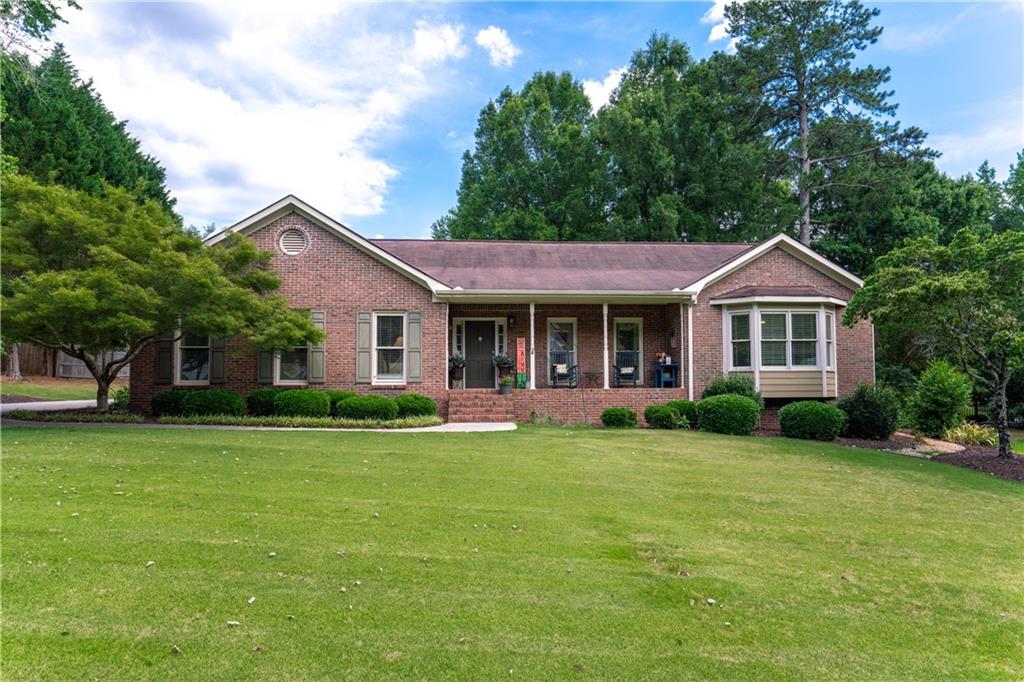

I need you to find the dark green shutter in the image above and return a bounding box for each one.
[257,350,274,384]
[210,337,226,384]
[155,339,174,384]
[407,311,422,383]
[356,311,371,384]
[308,311,326,384]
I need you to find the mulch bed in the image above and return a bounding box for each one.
[932,446,1024,483]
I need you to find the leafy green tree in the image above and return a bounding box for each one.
[725,0,929,244]
[1,173,321,411]
[597,35,793,242]
[432,71,611,241]
[0,0,79,79]
[2,44,176,214]
[846,229,1024,458]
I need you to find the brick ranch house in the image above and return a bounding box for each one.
[129,195,874,426]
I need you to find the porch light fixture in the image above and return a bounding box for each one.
[507,314,515,328]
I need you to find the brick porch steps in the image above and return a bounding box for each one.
[447,390,516,423]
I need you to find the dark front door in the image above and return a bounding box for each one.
[464,320,496,388]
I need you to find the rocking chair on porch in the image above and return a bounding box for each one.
[549,351,578,388]
[613,350,639,387]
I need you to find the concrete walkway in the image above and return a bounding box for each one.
[1,417,517,433]
[0,399,96,414]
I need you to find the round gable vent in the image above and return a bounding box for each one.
[279,229,308,255]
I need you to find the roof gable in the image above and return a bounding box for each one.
[205,196,450,293]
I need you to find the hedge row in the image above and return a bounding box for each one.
[151,388,437,420]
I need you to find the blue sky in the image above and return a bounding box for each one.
[52,2,1022,237]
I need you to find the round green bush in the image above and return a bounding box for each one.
[273,389,331,417]
[701,374,764,408]
[913,360,971,437]
[778,400,846,441]
[600,407,637,428]
[665,399,698,428]
[323,390,356,416]
[696,394,760,436]
[181,389,245,417]
[837,383,900,440]
[644,404,686,429]
[246,388,284,416]
[394,392,437,418]
[151,389,190,417]
[336,395,399,421]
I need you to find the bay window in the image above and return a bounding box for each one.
[373,313,406,383]
[758,311,819,368]
[826,312,834,369]
[728,313,751,369]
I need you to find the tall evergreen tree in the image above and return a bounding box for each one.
[432,71,611,241]
[1,44,176,215]
[725,0,928,244]
[597,35,793,242]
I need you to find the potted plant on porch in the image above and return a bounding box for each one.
[449,353,466,383]
[498,375,514,395]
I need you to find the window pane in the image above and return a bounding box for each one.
[279,347,308,381]
[761,340,787,366]
[761,313,786,340]
[791,313,817,340]
[826,314,833,341]
[182,334,207,348]
[179,348,209,380]
[732,341,751,368]
[827,340,834,368]
[731,314,750,341]
[377,349,403,377]
[549,322,575,352]
[616,323,639,351]
[792,340,817,366]
[376,315,404,348]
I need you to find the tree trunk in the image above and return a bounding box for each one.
[798,102,812,245]
[994,377,1012,459]
[7,343,23,380]
[95,379,111,413]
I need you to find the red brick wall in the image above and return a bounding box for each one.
[513,387,688,425]
[694,248,875,400]
[130,213,450,415]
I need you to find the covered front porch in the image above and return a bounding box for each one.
[445,298,694,399]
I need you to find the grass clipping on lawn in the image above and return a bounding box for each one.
[2,427,1022,679]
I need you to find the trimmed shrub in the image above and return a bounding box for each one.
[336,395,398,421]
[151,389,190,417]
[323,390,357,415]
[600,407,637,428]
[665,399,698,428]
[696,394,760,436]
[779,401,846,441]
[273,389,331,417]
[943,422,997,446]
[181,389,245,417]
[159,414,442,429]
[644,404,686,429]
[394,392,437,418]
[837,383,901,440]
[701,374,764,408]
[913,361,972,437]
[246,388,284,416]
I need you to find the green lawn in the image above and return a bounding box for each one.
[3,426,1022,680]
[0,376,121,401]
[1013,430,1024,453]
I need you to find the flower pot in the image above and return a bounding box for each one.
[499,383,512,395]
[450,366,464,381]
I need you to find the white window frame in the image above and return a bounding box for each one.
[726,311,752,371]
[547,317,577,386]
[825,311,835,370]
[613,317,644,384]
[758,309,824,370]
[372,311,407,385]
[175,334,210,386]
[274,345,309,386]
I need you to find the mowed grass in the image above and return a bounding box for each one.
[0,376,121,401]
[3,426,1023,680]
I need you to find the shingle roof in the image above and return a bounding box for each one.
[714,285,836,298]
[371,239,758,291]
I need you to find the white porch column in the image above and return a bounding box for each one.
[602,303,609,389]
[529,303,536,389]
[687,302,694,400]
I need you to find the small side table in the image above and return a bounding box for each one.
[653,363,679,388]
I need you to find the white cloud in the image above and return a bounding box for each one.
[582,67,625,112]
[880,7,974,52]
[702,0,743,50]
[475,25,521,67]
[930,94,1024,179]
[49,3,469,228]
